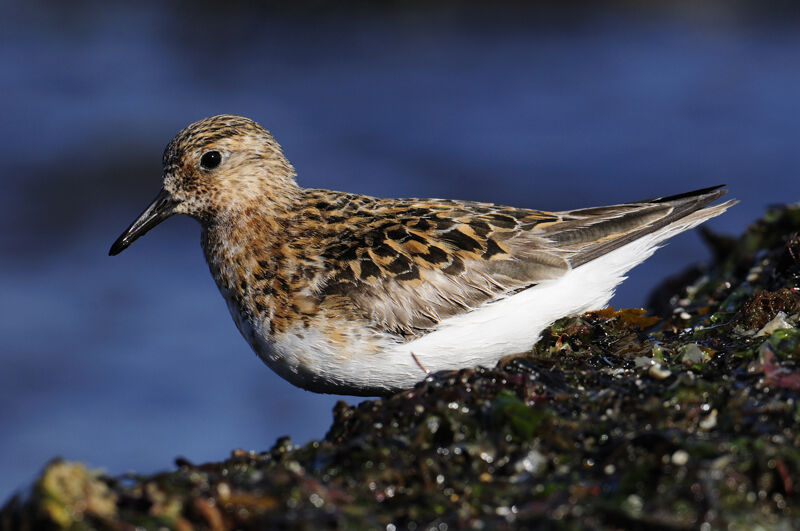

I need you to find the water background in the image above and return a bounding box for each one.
[2,1,799,500]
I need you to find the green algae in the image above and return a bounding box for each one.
[3,204,800,530]
[765,327,800,360]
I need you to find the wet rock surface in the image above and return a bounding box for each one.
[3,205,800,530]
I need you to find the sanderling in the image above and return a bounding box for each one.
[110,115,735,395]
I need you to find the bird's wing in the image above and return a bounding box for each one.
[309,186,730,338]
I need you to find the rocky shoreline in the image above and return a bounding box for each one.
[3,204,800,530]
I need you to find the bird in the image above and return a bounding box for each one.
[109,115,735,396]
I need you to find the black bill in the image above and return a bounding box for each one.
[109,188,179,256]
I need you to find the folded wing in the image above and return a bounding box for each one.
[313,186,733,338]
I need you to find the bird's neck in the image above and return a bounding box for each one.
[202,199,291,284]
[200,197,306,336]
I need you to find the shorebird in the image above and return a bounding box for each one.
[110,115,735,396]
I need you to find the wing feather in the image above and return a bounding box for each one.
[301,186,730,338]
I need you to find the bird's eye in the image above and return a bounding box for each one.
[200,151,221,170]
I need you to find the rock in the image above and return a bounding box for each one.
[3,204,800,530]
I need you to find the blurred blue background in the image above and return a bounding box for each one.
[2,1,799,501]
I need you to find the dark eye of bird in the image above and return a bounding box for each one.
[200,151,221,170]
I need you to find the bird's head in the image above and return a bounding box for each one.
[109,115,297,256]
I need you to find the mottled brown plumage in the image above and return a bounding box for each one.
[110,115,735,395]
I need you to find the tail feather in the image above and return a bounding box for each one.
[566,186,736,268]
